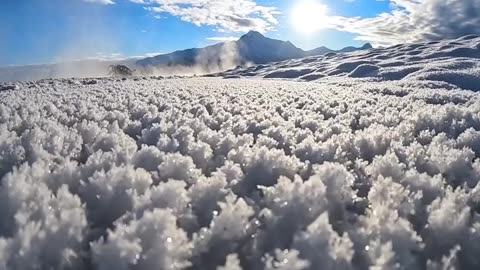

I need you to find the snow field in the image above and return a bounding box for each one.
[1,76,480,269]
[219,35,480,93]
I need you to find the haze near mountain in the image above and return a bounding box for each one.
[136,31,372,73]
[0,31,371,82]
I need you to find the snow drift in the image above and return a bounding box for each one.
[218,34,480,92]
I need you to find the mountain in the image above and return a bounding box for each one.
[136,31,372,70]
[305,42,373,56]
[235,31,305,64]
[305,46,333,56]
[337,43,373,53]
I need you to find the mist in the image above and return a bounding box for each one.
[0,0,125,82]
[0,0,247,82]
[0,26,245,82]
[135,41,245,78]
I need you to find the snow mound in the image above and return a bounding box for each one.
[218,35,480,91]
[349,64,380,78]
[1,76,480,269]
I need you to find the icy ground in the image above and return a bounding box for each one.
[2,36,480,270]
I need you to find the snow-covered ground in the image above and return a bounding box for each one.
[1,35,480,270]
[218,35,480,92]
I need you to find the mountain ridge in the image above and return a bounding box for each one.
[136,31,372,70]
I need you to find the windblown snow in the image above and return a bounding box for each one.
[2,35,480,270]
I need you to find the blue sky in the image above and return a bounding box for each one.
[1,0,478,66]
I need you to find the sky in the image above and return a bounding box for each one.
[1,0,480,66]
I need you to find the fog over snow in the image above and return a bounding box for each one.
[1,35,480,270]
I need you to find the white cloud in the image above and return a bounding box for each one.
[81,52,124,61]
[73,51,163,61]
[206,36,239,42]
[324,0,480,46]
[131,0,280,33]
[126,52,164,59]
[83,0,115,4]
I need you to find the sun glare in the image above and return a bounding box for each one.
[291,0,328,34]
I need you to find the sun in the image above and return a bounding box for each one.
[291,0,328,34]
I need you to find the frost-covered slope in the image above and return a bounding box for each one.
[218,35,480,92]
[1,76,480,269]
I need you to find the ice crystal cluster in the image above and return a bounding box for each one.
[2,36,480,270]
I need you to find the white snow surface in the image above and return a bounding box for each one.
[1,36,480,269]
[218,34,480,92]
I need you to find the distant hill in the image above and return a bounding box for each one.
[0,60,121,82]
[136,31,372,72]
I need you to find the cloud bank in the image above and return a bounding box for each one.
[130,0,279,33]
[82,0,480,46]
[327,0,480,46]
[206,36,239,42]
